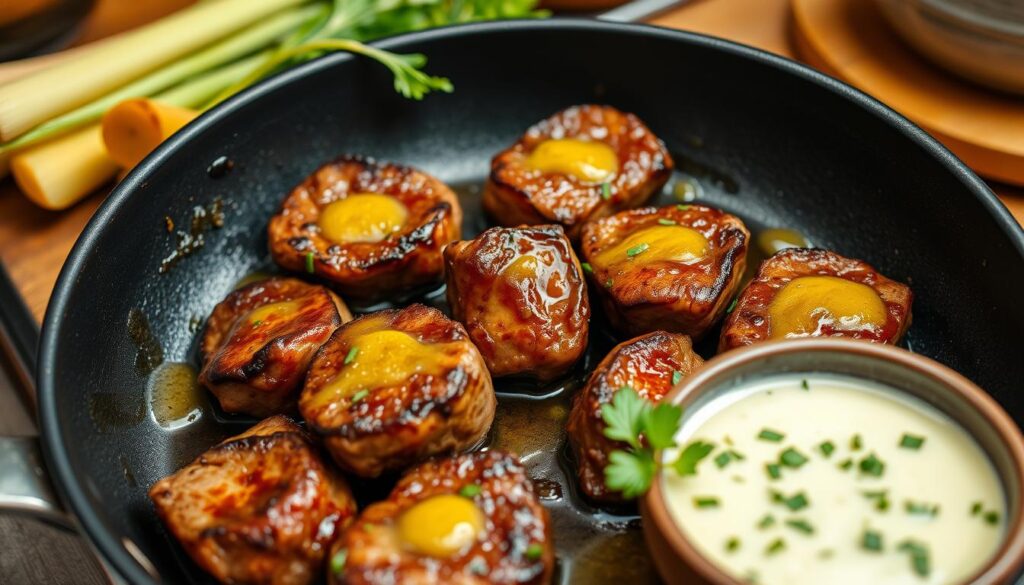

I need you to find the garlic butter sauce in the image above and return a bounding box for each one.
[662,374,1005,585]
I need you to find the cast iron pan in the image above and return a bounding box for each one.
[34,19,1024,585]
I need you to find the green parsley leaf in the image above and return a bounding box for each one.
[672,440,715,476]
[984,511,1000,525]
[757,514,776,529]
[676,204,691,211]
[862,489,890,512]
[251,319,262,327]
[899,433,925,450]
[344,346,359,365]
[693,496,720,508]
[601,387,648,449]
[765,463,782,480]
[971,501,983,516]
[330,549,348,574]
[715,452,732,469]
[525,543,544,561]
[642,402,683,450]
[779,447,808,468]
[459,484,482,498]
[800,379,810,391]
[757,428,785,442]
[818,441,835,457]
[850,434,863,450]
[725,537,741,553]
[581,262,593,274]
[305,251,315,273]
[604,449,655,499]
[784,518,814,535]
[626,243,650,258]
[351,389,369,403]
[862,530,883,552]
[765,538,786,556]
[838,458,854,471]
[858,452,886,477]
[658,218,677,226]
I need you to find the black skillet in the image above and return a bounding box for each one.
[21,19,1024,585]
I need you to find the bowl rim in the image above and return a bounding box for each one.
[35,18,1024,585]
[642,337,1024,585]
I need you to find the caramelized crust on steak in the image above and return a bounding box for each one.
[199,277,352,417]
[567,332,703,503]
[268,155,462,301]
[149,416,357,585]
[485,105,673,239]
[444,225,590,380]
[300,304,495,477]
[579,204,749,340]
[329,450,553,585]
[719,248,913,351]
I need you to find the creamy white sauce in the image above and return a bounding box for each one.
[662,374,1005,585]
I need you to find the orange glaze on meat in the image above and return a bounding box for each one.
[485,105,673,239]
[567,332,703,503]
[719,248,913,351]
[299,304,495,477]
[444,225,590,380]
[149,416,357,585]
[328,450,553,585]
[199,277,351,417]
[267,155,462,301]
[579,204,749,340]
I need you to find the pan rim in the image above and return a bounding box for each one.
[35,18,1024,585]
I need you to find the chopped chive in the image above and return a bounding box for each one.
[715,452,732,469]
[344,346,359,365]
[601,182,612,200]
[899,433,925,450]
[904,500,939,517]
[305,251,315,273]
[800,379,810,391]
[726,298,738,314]
[779,447,808,468]
[838,458,853,471]
[897,540,931,577]
[694,496,720,508]
[330,549,348,574]
[818,441,835,457]
[525,543,544,561]
[850,434,863,451]
[605,278,613,288]
[658,218,677,226]
[725,537,741,553]
[459,484,482,498]
[858,452,886,477]
[351,389,369,403]
[626,243,650,258]
[765,538,786,556]
[971,501,983,516]
[729,449,745,461]
[984,511,1000,525]
[771,489,809,511]
[757,514,776,529]
[765,463,782,480]
[862,489,890,512]
[676,204,691,211]
[581,262,593,274]
[758,428,785,442]
[861,530,883,552]
[784,518,814,535]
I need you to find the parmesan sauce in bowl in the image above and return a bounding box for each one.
[661,374,1005,585]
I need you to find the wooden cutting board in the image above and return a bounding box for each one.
[0,0,1022,324]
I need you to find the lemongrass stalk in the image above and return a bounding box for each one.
[0,4,325,154]
[10,125,117,210]
[0,0,311,141]
[156,53,272,109]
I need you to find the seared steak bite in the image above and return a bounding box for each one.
[328,450,554,585]
[199,277,351,417]
[268,155,462,301]
[567,332,703,503]
[444,225,589,381]
[580,204,749,340]
[149,416,357,585]
[485,104,673,239]
[719,248,912,351]
[300,304,495,477]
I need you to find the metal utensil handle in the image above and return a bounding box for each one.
[0,436,68,525]
[599,0,688,23]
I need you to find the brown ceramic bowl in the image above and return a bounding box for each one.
[641,338,1024,585]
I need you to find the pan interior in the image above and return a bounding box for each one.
[39,21,1024,585]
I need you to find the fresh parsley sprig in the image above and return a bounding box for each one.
[601,387,710,498]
